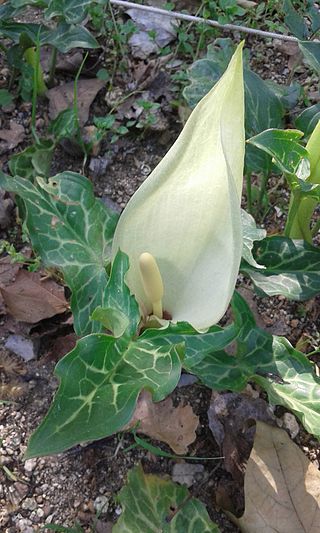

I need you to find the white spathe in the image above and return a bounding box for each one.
[112,43,245,330]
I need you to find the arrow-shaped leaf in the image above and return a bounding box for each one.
[26,334,184,458]
[0,171,118,335]
[114,465,219,533]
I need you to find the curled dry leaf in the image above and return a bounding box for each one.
[231,421,320,533]
[124,390,199,454]
[47,79,105,126]
[0,269,69,323]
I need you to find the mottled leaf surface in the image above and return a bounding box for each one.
[241,236,320,300]
[0,171,118,335]
[241,209,266,269]
[26,335,183,457]
[247,128,309,176]
[114,465,219,533]
[189,292,320,438]
[295,103,320,137]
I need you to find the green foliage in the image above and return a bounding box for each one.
[114,465,219,533]
[0,170,118,335]
[9,139,55,179]
[0,88,13,107]
[241,208,266,269]
[188,292,320,439]
[247,128,309,177]
[241,236,320,300]
[295,104,320,137]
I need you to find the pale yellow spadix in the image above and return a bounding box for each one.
[139,252,164,318]
[112,42,245,330]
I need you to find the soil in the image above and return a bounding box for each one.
[0,10,320,533]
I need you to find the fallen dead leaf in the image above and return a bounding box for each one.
[0,269,69,323]
[47,79,105,126]
[0,191,14,229]
[231,421,320,533]
[0,256,20,286]
[124,390,199,454]
[208,391,275,478]
[126,8,178,59]
[0,121,25,155]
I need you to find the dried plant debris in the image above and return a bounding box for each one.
[125,390,199,454]
[0,121,25,155]
[47,79,105,126]
[0,269,69,323]
[231,421,320,533]
[0,191,14,230]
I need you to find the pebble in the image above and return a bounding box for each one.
[24,458,38,473]
[93,495,109,514]
[282,412,300,439]
[5,334,40,361]
[172,463,205,487]
[22,497,37,511]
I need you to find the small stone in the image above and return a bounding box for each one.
[5,335,40,361]
[93,495,109,514]
[172,463,205,487]
[282,412,300,439]
[24,458,37,473]
[22,497,37,511]
[37,508,44,518]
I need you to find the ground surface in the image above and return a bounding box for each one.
[0,6,320,532]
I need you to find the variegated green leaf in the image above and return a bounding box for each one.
[0,171,118,335]
[140,321,238,368]
[46,21,99,52]
[26,335,183,458]
[45,0,92,24]
[295,103,320,137]
[241,209,266,269]
[247,128,309,177]
[253,336,320,439]
[91,250,140,338]
[241,236,320,300]
[186,292,320,438]
[114,465,219,533]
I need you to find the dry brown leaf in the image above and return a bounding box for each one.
[0,256,20,286]
[232,421,320,532]
[47,79,105,126]
[0,121,25,154]
[125,390,199,454]
[0,270,69,323]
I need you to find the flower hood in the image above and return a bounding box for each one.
[112,42,245,330]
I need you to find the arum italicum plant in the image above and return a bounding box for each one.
[286,119,320,242]
[112,43,245,330]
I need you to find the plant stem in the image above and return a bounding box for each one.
[73,52,89,167]
[257,172,268,214]
[31,35,42,132]
[108,2,126,61]
[48,46,58,87]
[246,173,253,215]
[284,191,303,238]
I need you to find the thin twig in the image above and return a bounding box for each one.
[110,0,299,43]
